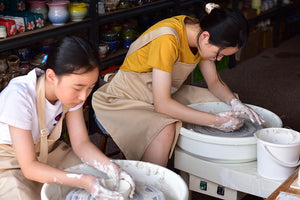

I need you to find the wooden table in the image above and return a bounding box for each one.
[267,167,300,199]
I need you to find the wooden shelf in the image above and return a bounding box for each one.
[0,19,92,52]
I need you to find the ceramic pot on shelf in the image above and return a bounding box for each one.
[68,2,88,22]
[28,0,48,20]
[98,43,109,58]
[47,1,70,26]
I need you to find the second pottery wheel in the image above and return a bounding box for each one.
[177,102,283,163]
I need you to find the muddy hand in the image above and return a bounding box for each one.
[230,99,265,124]
[120,170,135,198]
[93,161,121,190]
[210,111,245,132]
[91,178,124,200]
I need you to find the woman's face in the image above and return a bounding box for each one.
[54,67,99,108]
[197,32,239,61]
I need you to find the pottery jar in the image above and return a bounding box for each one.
[97,1,105,14]
[68,2,88,21]
[0,26,7,38]
[28,0,48,20]
[7,55,20,71]
[10,0,26,11]
[19,62,31,75]
[47,1,70,25]
[100,30,119,42]
[1,74,10,90]
[0,56,8,74]
[98,43,109,58]
[0,18,17,37]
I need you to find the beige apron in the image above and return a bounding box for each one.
[92,27,221,161]
[0,74,81,200]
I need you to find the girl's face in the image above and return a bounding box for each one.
[197,31,239,61]
[52,67,99,108]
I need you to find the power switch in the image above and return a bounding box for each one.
[200,181,207,191]
[217,185,225,196]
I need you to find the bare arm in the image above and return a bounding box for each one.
[152,67,219,127]
[199,60,264,124]
[66,107,111,166]
[9,125,93,190]
[199,60,236,105]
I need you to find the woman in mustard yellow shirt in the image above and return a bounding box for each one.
[92,3,264,167]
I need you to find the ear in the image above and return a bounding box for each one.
[45,68,57,84]
[200,31,210,43]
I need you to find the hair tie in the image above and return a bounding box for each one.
[205,3,220,14]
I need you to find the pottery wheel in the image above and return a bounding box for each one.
[187,119,262,138]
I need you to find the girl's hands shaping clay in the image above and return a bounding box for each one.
[93,161,135,198]
[90,178,125,200]
[210,111,245,132]
[230,99,265,125]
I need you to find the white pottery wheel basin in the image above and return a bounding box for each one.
[177,102,283,163]
[41,160,188,200]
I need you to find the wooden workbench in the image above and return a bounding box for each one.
[267,167,300,199]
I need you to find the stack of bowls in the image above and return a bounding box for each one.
[100,30,119,53]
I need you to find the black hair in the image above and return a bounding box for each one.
[197,2,249,49]
[45,36,101,76]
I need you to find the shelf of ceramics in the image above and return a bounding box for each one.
[247,4,294,24]
[101,48,128,68]
[0,19,92,52]
[97,0,175,25]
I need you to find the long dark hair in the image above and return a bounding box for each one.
[45,36,101,76]
[197,2,248,49]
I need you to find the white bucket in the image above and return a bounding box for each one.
[254,128,300,180]
[41,160,188,200]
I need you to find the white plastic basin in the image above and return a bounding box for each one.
[41,160,188,200]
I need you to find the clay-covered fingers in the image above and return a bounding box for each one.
[212,111,245,132]
[120,170,135,198]
[247,108,265,124]
[91,179,124,200]
[93,161,121,190]
[230,98,265,125]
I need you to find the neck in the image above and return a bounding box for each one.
[186,23,201,55]
[44,78,57,105]
[186,23,201,48]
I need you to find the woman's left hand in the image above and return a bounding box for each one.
[230,99,265,124]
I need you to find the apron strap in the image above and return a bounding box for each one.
[35,74,68,163]
[126,26,180,60]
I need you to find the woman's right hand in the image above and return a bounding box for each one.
[209,111,245,132]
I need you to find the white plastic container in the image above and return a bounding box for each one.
[177,102,282,163]
[254,128,300,180]
[41,160,188,200]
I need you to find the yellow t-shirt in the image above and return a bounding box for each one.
[120,15,203,73]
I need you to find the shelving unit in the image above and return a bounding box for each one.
[0,0,299,66]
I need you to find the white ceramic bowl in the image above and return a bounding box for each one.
[177,102,283,163]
